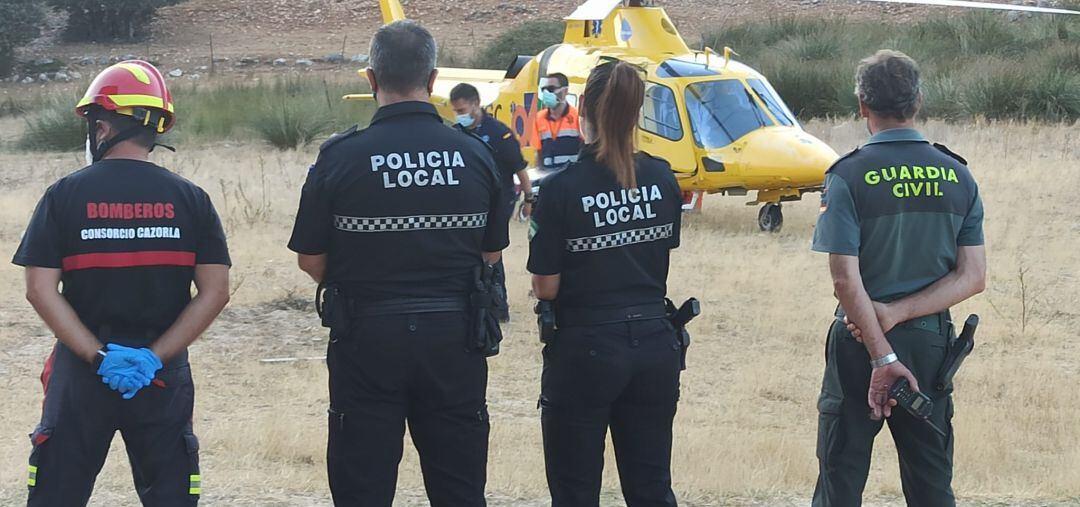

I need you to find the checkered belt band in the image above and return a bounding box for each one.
[334,213,488,233]
[566,223,674,252]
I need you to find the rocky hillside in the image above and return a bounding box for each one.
[6,0,1061,85]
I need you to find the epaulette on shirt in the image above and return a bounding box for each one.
[638,150,668,164]
[319,125,362,153]
[824,147,861,174]
[932,143,968,165]
[454,124,495,153]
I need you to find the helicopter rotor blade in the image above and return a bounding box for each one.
[865,0,1080,15]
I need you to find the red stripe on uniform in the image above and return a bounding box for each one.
[61,251,196,271]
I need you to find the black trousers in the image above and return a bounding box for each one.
[27,342,200,507]
[813,319,955,507]
[540,318,681,507]
[326,311,489,506]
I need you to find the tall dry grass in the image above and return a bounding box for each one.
[0,119,1077,505]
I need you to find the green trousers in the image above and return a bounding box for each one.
[812,315,956,507]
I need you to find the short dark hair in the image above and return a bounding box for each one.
[369,20,438,94]
[855,50,921,121]
[545,72,569,88]
[450,83,480,104]
[91,107,156,149]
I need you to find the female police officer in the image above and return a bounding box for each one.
[527,61,685,507]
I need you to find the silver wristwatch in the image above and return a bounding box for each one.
[869,353,898,369]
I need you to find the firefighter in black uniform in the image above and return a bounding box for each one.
[14,60,232,506]
[287,21,509,507]
[528,61,687,507]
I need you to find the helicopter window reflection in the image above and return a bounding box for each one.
[748,79,797,127]
[685,80,772,149]
[639,82,682,141]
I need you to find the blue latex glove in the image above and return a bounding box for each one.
[97,345,141,379]
[98,344,163,400]
[107,367,152,399]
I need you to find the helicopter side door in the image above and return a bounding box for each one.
[638,81,696,173]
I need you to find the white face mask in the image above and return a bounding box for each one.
[85,136,94,166]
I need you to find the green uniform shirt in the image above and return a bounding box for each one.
[812,128,984,302]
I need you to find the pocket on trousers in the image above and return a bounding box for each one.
[26,426,52,489]
[184,432,201,497]
[816,394,844,461]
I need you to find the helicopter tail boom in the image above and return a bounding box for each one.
[379,0,407,24]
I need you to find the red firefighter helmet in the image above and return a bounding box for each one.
[75,60,175,133]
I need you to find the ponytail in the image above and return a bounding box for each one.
[582,61,645,189]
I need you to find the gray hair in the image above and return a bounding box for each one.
[855,50,921,121]
[369,20,438,94]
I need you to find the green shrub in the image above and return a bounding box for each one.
[48,0,187,42]
[959,61,1032,120]
[1021,70,1080,122]
[776,30,844,62]
[758,55,855,119]
[703,17,831,58]
[1040,43,1080,74]
[701,12,1080,122]
[0,0,47,76]
[10,76,377,152]
[18,96,87,152]
[472,21,564,70]
[1,96,27,118]
[166,76,375,147]
[921,76,966,121]
[250,100,333,150]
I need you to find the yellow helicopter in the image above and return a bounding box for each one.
[352,0,1079,231]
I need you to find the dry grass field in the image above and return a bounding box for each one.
[0,119,1078,506]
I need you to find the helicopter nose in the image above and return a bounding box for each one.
[738,127,838,188]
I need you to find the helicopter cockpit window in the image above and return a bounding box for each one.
[639,82,682,141]
[684,80,772,149]
[748,78,797,127]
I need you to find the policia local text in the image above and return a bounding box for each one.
[581,184,664,227]
[371,150,466,189]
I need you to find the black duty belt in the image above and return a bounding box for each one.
[556,302,668,328]
[351,297,470,317]
[834,307,950,335]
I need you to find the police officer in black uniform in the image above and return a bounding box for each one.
[528,61,687,507]
[811,50,986,506]
[451,83,532,322]
[450,82,533,222]
[14,60,231,506]
[288,21,509,507]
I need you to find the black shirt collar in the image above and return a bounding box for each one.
[370,101,442,125]
[578,143,599,162]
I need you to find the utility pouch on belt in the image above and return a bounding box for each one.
[666,297,701,371]
[936,314,978,391]
[470,264,504,357]
[316,283,352,342]
[535,300,557,344]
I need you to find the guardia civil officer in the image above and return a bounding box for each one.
[14,60,232,506]
[811,50,986,506]
[528,61,686,506]
[288,21,509,506]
